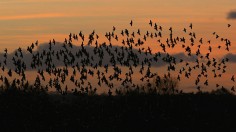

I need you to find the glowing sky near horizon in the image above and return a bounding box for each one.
[0,0,236,92]
[0,0,236,53]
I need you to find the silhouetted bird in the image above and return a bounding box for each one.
[0,19,233,96]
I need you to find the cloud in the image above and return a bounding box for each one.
[224,53,236,62]
[0,42,197,71]
[0,13,68,20]
[227,10,236,19]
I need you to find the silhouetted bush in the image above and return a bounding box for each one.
[211,87,233,95]
[115,75,179,96]
[151,75,179,94]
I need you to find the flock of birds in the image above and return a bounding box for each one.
[0,20,235,95]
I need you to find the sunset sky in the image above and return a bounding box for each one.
[0,0,236,53]
[0,0,236,92]
[1,2,236,129]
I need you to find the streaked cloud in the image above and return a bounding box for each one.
[0,13,68,20]
[224,53,236,62]
[0,42,197,70]
[227,10,236,19]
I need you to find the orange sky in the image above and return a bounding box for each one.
[0,0,236,93]
[0,0,236,53]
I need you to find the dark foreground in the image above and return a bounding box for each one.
[1,90,236,132]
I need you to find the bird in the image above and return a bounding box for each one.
[231,75,235,82]
[189,23,193,29]
[113,26,116,31]
[183,28,187,33]
[0,19,232,97]
[130,20,133,26]
[231,86,235,92]
[149,20,153,27]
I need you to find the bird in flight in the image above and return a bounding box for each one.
[189,23,193,29]
[149,20,153,27]
[0,19,233,96]
[130,20,133,26]
[231,75,235,82]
